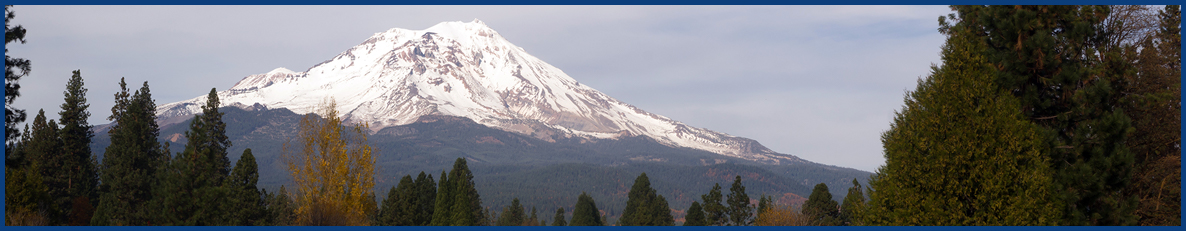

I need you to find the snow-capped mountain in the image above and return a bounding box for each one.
[156,19,804,165]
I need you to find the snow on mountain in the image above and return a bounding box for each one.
[156,19,804,165]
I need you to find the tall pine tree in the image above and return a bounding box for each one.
[700,183,727,226]
[228,149,265,225]
[23,110,65,222]
[429,158,483,226]
[94,80,167,225]
[57,70,98,225]
[154,88,234,225]
[5,5,30,149]
[412,172,436,226]
[725,176,752,226]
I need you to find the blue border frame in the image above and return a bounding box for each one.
[0,1,1180,5]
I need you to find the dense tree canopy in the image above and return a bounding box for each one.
[952,5,1139,225]
[865,11,1062,225]
[1122,5,1181,226]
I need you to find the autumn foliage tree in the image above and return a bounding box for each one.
[753,204,811,226]
[283,99,377,226]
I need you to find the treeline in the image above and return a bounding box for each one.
[3,68,286,225]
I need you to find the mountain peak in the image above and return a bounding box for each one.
[156,20,803,165]
[266,67,296,76]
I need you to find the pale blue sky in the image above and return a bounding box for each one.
[6,5,951,172]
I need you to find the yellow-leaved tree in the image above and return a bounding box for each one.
[283,99,377,226]
[753,204,811,226]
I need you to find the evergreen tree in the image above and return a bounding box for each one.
[496,198,525,226]
[839,178,865,226]
[429,158,483,226]
[802,183,839,226]
[952,5,1137,225]
[154,88,234,225]
[24,110,65,223]
[6,5,30,148]
[619,173,674,226]
[25,110,71,224]
[482,207,496,226]
[5,124,30,169]
[264,186,296,226]
[683,201,707,226]
[650,195,674,226]
[700,183,726,226]
[377,175,417,226]
[94,79,167,225]
[569,192,602,226]
[5,160,51,226]
[429,170,452,225]
[228,149,264,225]
[527,206,540,226]
[755,195,772,218]
[551,207,567,226]
[5,119,50,225]
[725,176,752,226]
[57,70,98,226]
[448,158,482,225]
[863,13,1062,225]
[412,172,436,225]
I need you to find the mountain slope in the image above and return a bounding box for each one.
[155,19,801,164]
